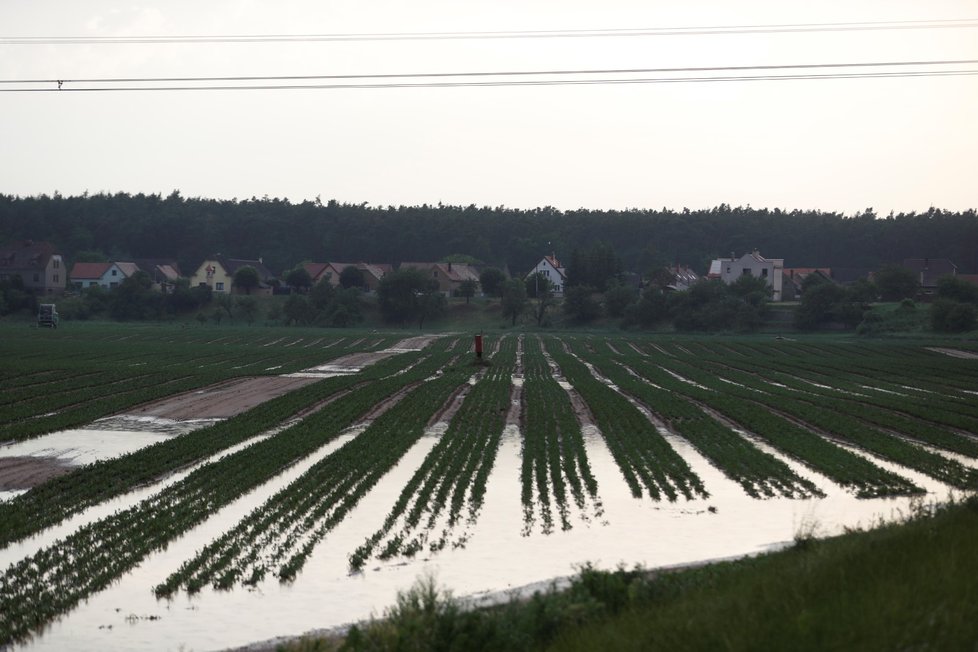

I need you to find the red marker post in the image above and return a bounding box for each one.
[474,334,483,360]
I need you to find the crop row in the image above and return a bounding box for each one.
[654,356,978,491]
[0,338,455,644]
[709,356,978,458]
[570,339,820,499]
[612,354,920,498]
[520,337,601,533]
[156,342,476,594]
[543,339,705,501]
[347,337,515,569]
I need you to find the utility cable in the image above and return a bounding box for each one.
[2,17,978,45]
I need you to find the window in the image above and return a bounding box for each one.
[216,282,225,291]
[53,274,59,283]
[761,268,769,278]
[111,269,117,276]
[742,269,751,276]
[53,259,60,269]
[726,267,731,274]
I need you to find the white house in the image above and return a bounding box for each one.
[69,261,139,289]
[708,250,784,301]
[527,254,567,295]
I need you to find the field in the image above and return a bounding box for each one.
[0,323,976,650]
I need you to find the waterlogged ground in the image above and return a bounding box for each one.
[1,330,975,652]
[10,422,961,652]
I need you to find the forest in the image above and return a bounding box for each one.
[1,192,977,277]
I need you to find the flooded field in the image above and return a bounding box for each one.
[0,326,976,651]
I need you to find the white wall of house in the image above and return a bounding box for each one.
[529,258,566,294]
[718,252,784,301]
[98,264,129,289]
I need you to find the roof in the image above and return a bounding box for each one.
[211,255,276,282]
[903,258,958,288]
[70,261,112,280]
[0,240,58,272]
[400,262,480,284]
[134,259,182,282]
[784,267,832,277]
[543,255,566,278]
[115,262,140,278]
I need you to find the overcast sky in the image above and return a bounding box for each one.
[1,1,976,214]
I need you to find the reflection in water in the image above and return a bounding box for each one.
[14,415,961,652]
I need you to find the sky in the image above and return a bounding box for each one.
[1,1,976,214]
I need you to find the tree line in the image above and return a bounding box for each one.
[2,193,977,278]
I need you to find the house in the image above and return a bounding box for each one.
[526,255,567,295]
[190,255,276,295]
[70,261,140,289]
[903,258,957,294]
[134,259,182,293]
[71,260,180,291]
[69,262,112,289]
[400,262,481,295]
[708,250,785,301]
[782,268,833,301]
[304,262,392,291]
[666,265,699,292]
[0,240,65,295]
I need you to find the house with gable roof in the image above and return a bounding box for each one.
[190,254,276,295]
[707,250,785,301]
[303,262,392,292]
[0,240,65,294]
[526,254,567,295]
[399,262,481,295]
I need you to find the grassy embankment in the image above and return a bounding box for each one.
[280,496,978,652]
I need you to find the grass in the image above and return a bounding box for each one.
[278,496,978,652]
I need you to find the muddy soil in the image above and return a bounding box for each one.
[0,456,74,490]
[127,376,321,420]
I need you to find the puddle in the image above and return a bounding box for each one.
[0,430,176,467]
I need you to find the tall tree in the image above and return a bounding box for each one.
[500,278,527,326]
[874,266,920,301]
[479,267,506,297]
[233,266,260,295]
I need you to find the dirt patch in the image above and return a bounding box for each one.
[126,376,320,420]
[322,334,445,370]
[0,456,74,490]
[926,347,978,360]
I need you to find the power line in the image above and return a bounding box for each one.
[3,58,976,86]
[2,17,978,45]
[3,69,976,92]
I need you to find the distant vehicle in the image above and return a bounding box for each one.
[37,304,59,328]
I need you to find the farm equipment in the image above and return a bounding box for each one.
[37,303,59,328]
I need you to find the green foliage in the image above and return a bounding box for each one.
[109,271,161,320]
[936,275,978,304]
[874,265,919,301]
[623,288,669,329]
[667,279,768,332]
[602,283,637,318]
[565,243,623,292]
[285,266,313,292]
[377,268,444,327]
[458,279,478,303]
[233,265,261,295]
[478,267,506,297]
[236,296,258,325]
[500,278,527,326]
[931,299,977,333]
[524,272,553,300]
[563,286,602,323]
[339,265,365,289]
